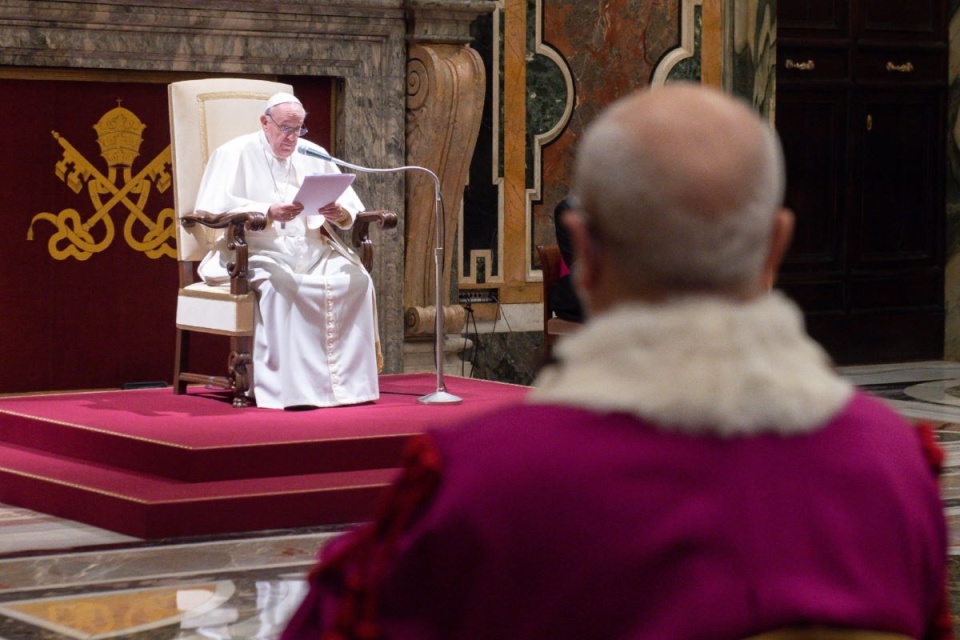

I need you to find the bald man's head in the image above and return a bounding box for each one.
[570,83,789,305]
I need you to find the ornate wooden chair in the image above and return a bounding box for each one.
[168,78,396,407]
[536,244,583,360]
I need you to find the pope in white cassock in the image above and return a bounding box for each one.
[194,92,380,410]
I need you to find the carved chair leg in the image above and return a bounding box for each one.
[229,335,253,408]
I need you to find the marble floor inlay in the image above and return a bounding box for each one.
[0,530,345,639]
[3,361,960,638]
[838,360,960,423]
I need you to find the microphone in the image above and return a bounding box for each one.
[297,143,334,162]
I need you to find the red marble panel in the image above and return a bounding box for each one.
[534,0,681,252]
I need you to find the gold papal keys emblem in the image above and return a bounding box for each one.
[28,101,176,260]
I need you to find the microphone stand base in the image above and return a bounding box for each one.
[418,390,463,405]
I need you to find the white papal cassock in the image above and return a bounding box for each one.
[195,131,380,409]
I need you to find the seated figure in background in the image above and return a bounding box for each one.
[195,92,380,410]
[281,83,952,639]
[549,197,584,323]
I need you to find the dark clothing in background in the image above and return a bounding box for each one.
[550,199,585,323]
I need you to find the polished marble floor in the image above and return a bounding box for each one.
[2,361,960,639]
[0,531,337,639]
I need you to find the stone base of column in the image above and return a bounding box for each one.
[403,335,473,378]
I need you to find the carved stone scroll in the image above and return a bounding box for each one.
[403,42,486,337]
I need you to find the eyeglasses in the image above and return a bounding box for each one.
[266,114,308,137]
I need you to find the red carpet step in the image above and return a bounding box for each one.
[0,374,529,538]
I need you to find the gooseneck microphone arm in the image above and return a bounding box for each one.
[298,145,462,405]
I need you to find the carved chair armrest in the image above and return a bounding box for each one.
[181,210,268,295]
[352,210,399,271]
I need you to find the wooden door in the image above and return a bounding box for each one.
[775,0,947,364]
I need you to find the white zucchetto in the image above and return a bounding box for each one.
[265,92,302,111]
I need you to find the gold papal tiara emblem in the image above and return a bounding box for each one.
[28,102,175,260]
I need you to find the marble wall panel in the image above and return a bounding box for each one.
[945,0,960,358]
[724,0,776,117]
[463,330,542,385]
[460,0,684,297]
[534,0,682,255]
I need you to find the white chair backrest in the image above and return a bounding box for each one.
[168,78,294,262]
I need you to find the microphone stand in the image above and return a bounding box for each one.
[300,146,462,405]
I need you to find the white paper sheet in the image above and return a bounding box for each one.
[293,173,356,215]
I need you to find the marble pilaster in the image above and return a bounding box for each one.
[402,0,495,373]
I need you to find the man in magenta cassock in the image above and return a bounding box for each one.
[281,83,953,640]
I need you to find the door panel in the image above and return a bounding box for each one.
[778,0,848,39]
[777,88,848,272]
[775,0,946,364]
[852,92,943,267]
[858,0,946,42]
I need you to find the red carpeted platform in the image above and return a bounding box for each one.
[0,374,529,539]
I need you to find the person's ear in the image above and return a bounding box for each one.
[762,208,794,290]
